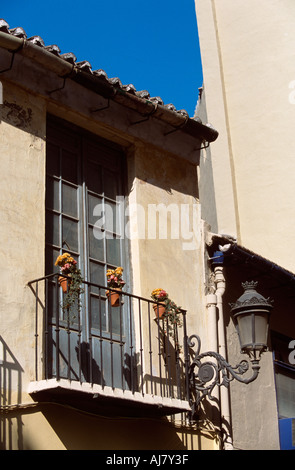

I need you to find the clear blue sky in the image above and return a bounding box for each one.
[1,0,203,117]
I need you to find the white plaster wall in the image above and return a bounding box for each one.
[196,0,295,272]
[195,0,239,239]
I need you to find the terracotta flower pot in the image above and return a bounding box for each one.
[107,288,122,307]
[58,276,70,293]
[153,303,166,319]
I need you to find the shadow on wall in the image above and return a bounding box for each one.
[127,146,200,200]
[0,336,24,450]
[40,402,217,450]
[195,87,218,233]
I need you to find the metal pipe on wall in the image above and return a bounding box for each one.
[214,263,234,450]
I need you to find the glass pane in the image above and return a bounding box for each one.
[62,149,78,184]
[47,143,60,176]
[90,295,106,331]
[62,217,79,252]
[104,169,118,200]
[254,314,269,347]
[45,247,60,274]
[46,177,60,212]
[237,314,253,349]
[104,200,117,234]
[109,302,123,336]
[275,367,295,418]
[89,261,105,292]
[89,228,104,261]
[62,183,78,218]
[46,212,60,247]
[88,194,103,226]
[87,161,102,194]
[106,237,121,266]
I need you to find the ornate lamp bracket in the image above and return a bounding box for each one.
[187,334,260,419]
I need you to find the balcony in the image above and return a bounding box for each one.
[28,274,191,417]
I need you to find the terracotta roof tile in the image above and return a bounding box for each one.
[0,18,192,117]
[27,35,45,47]
[0,18,219,143]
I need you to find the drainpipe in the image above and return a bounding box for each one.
[206,291,221,436]
[206,292,218,354]
[212,251,234,450]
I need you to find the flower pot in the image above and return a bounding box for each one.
[58,276,70,293]
[107,288,122,307]
[153,303,166,319]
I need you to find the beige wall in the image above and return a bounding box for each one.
[1,403,219,450]
[0,81,46,401]
[196,0,295,273]
[129,143,204,330]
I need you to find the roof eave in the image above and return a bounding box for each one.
[0,29,219,144]
[208,233,295,288]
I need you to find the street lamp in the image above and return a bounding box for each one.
[230,281,273,359]
[187,281,273,418]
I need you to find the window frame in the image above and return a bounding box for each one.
[45,115,133,386]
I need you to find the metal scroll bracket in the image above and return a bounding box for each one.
[187,334,260,420]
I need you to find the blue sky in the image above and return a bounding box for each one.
[1,0,203,117]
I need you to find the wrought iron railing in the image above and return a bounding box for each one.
[28,273,190,404]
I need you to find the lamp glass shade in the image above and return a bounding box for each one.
[235,311,269,354]
[230,281,273,356]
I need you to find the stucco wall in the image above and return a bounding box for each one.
[128,143,205,331]
[195,0,295,273]
[0,81,46,405]
[1,402,219,450]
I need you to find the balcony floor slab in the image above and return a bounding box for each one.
[28,379,191,418]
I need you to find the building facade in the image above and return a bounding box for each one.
[0,18,222,450]
[2,6,294,451]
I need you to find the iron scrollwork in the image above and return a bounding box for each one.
[187,334,260,418]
